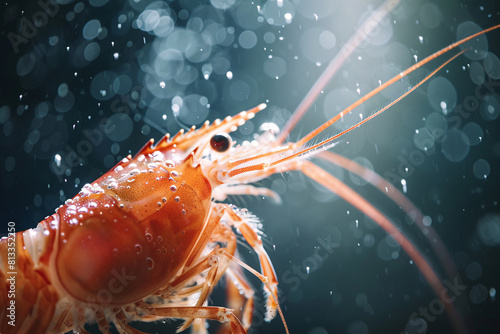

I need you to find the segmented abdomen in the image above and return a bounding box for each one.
[0,216,61,334]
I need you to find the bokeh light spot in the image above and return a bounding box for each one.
[441,128,470,163]
[83,19,102,40]
[90,71,118,101]
[104,113,133,141]
[473,158,490,180]
[238,30,257,49]
[457,21,489,60]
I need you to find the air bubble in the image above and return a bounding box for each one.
[210,0,236,10]
[469,284,488,304]
[319,30,335,49]
[262,0,295,26]
[469,61,485,84]
[105,113,133,142]
[427,76,457,114]
[264,31,276,44]
[423,216,432,227]
[54,90,75,113]
[480,94,499,121]
[457,21,488,60]
[5,156,15,172]
[228,79,254,103]
[490,288,496,299]
[49,35,59,46]
[300,28,335,64]
[363,234,375,247]
[483,52,500,79]
[476,214,500,246]
[83,19,102,40]
[465,261,482,280]
[462,122,483,146]
[0,106,11,124]
[405,318,427,334]
[238,30,257,49]
[413,127,435,151]
[89,0,109,7]
[135,244,143,254]
[377,235,400,261]
[146,257,155,270]
[172,94,210,126]
[473,159,490,180]
[441,128,470,163]
[346,320,369,334]
[90,70,118,101]
[419,3,442,29]
[263,56,286,79]
[84,42,100,61]
[170,185,177,192]
[129,168,140,176]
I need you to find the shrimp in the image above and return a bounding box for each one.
[1,0,499,333]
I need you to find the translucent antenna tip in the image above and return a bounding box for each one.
[258,103,267,110]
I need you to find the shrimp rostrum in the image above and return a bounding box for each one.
[1,3,500,334]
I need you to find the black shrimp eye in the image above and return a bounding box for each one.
[210,133,231,153]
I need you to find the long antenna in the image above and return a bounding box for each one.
[277,0,401,144]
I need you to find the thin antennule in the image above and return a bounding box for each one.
[224,24,500,179]
[279,22,500,147]
[266,50,467,169]
[226,49,465,179]
[277,0,402,144]
[294,23,500,149]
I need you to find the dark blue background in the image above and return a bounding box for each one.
[1,0,499,333]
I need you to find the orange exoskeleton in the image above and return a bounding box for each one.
[1,0,499,333]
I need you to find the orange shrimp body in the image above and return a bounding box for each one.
[1,108,279,334]
[54,148,211,306]
[2,1,499,332]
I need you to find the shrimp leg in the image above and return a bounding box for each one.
[215,204,280,323]
[118,227,240,333]
[225,270,256,331]
[153,306,245,333]
[168,214,244,332]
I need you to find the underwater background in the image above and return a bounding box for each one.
[1,0,500,333]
